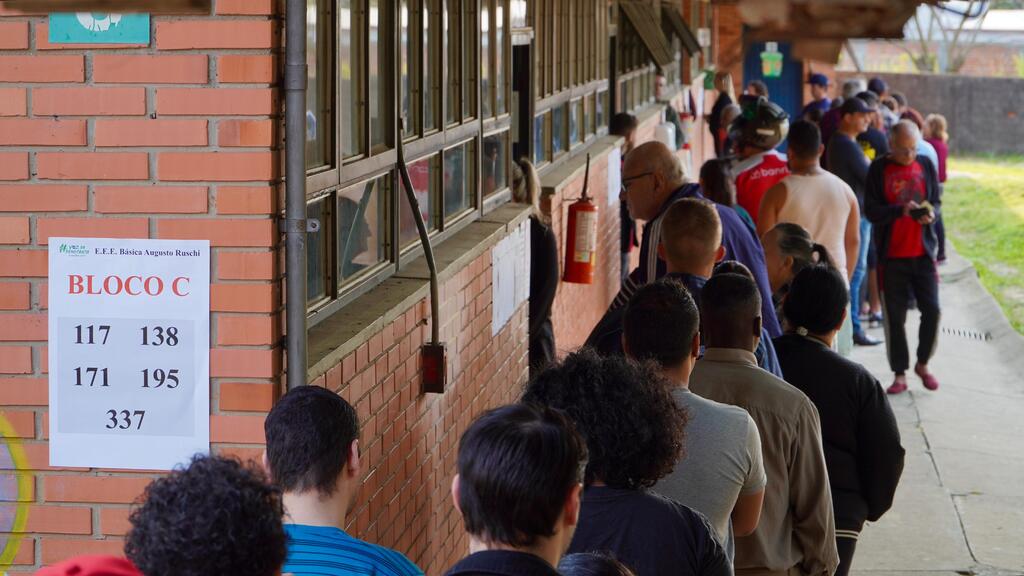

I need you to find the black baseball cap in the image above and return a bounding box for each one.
[840,97,874,115]
[868,77,888,96]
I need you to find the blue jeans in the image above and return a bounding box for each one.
[851,218,872,335]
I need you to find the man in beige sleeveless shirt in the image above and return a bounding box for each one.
[757,120,860,283]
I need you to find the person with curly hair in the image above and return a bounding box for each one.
[690,273,837,576]
[124,455,287,576]
[522,350,731,576]
[263,386,423,576]
[445,403,588,576]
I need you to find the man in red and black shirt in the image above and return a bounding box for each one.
[865,120,942,395]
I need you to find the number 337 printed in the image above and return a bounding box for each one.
[106,409,145,430]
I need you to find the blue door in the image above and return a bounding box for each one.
[743,41,804,122]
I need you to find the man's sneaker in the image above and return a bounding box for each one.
[887,376,908,395]
[915,363,939,391]
[853,332,882,346]
[869,312,883,328]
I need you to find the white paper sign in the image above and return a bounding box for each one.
[492,220,531,337]
[607,147,622,208]
[48,237,210,470]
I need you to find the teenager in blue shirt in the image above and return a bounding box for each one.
[264,386,424,576]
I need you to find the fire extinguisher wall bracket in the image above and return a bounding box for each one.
[562,154,599,285]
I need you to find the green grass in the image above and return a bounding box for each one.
[944,155,1024,334]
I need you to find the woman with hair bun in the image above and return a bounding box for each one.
[559,553,637,576]
[772,264,905,576]
[760,222,835,322]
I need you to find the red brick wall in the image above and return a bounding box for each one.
[0,3,282,572]
[307,247,529,575]
[543,146,621,353]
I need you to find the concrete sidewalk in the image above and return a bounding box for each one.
[849,249,1024,576]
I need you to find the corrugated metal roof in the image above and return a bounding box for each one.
[662,3,702,56]
[620,0,676,68]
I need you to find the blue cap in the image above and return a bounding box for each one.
[808,73,830,87]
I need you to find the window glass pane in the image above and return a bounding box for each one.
[480,1,491,118]
[463,0,477,119]
[307,198,328,303]
[552,104,565,155]
[400,155,437,247]
[444,141,475,220]
[424,0,437,131]
[338,175,388,282]
[482,131,507,197]
[446,0,460,124]
[305,0,330,169]
[495,0,505,115]
[510,0,526,28]
[597,89,607,129]
[569,99,580,147]
[340,0,361,158]
[533,114,546,165]
[400,0,413,138]
[369,0,388,149]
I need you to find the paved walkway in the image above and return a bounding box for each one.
[849,249,1024,576]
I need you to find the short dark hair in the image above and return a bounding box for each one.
[610,113,638,137]
[700,273,762,337]
[559,553,638,576]
[624,279,700,368]
[713,260,753,280]
[856,90,880,108]
[125,456,286,576]
[523,349,686,489]
[456,403,587,547]
[265,385,359,496]
[699,158,736,207]
[891,92,908,107]
[783,264,850,334]
[787,119,821,159]
[748,79,769,97]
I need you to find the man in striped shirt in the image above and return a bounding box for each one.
[265,386,424,576]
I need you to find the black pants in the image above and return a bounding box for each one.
[835,536,858,576]
[881,256,941,374]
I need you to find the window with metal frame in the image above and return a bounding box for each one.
[304,0,499,321]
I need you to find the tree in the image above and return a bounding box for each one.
[895,0,991,74]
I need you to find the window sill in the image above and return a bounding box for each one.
[307,201,533,381]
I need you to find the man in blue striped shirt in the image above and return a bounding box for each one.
[264,386,424,576]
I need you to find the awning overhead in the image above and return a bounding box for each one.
[620,0,676,68]
[662,3,702,56]
[0,0,209,12]
[713,0,932,41]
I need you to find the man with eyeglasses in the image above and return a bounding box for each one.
[585,141,781,357]
[865,120,942,395]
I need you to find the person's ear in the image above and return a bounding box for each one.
[783,255,794,273]
[690,331,701,359]
[564,483,583,528]
[715,245,726,263]
[657,242,666,261]
[818,144,825,157]
[753,315,763,339]
[347,439,361,476]
[621,333,631,357]
[451,474,463,515]
[837,307,849,332]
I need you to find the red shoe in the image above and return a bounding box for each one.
[887,376,908,395]
[915,363,939,391]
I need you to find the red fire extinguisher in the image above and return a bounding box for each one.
[563,154,598,284]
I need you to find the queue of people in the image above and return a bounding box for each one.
[43,73,935,576]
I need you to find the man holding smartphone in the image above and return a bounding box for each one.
[865,120,942,395]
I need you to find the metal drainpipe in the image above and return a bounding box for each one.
[284,0,308,390]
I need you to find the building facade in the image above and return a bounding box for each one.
[0,0,728,571]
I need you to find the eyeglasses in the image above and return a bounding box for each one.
[620,171,654,194]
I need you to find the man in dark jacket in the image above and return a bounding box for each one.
[444,404,587,576]
[864,120,942,395]
[773,264,905,576]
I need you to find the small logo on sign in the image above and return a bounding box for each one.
[59,243,89,257]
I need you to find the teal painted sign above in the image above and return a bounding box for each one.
[48,13,150,44]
